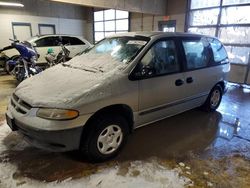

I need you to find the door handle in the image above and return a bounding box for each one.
[175,79,184,86]
[186,77,194,84]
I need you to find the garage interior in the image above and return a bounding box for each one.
[0,0,250,187]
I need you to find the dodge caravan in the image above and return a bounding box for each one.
[6,32,230,162]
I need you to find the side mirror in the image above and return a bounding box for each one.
[130,65,155,80]
[141,65,155,76]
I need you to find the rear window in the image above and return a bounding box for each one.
[208,38,228,63]
[182,37,212,70]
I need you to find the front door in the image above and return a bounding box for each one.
[134,39,187,126]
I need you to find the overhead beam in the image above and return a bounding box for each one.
[50,0,167,15]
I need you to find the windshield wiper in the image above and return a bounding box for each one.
[62,63,103,73]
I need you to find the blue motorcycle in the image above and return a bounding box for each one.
[8,39,42,82]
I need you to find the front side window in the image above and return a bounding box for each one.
[136,40,180,78]
[182,38,212,70]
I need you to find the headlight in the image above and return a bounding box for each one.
[37,108,79,120]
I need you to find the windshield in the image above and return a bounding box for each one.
[86,36,149,63]
[26,36,39,43]
[63,36,149,73]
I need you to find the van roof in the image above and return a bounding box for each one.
[107,31,216,39]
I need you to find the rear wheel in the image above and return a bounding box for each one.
[202,85,223,112]
[80,115,129,162]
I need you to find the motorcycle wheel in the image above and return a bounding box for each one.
[16,68,26,82]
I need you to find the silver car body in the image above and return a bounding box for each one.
[6,32,230,151]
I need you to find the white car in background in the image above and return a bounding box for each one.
[2,34,91,65]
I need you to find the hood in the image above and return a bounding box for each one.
[15,54,127,109]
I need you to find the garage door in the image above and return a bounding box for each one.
[186,0,250,85]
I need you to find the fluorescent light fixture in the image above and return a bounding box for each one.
[0,2,24,7]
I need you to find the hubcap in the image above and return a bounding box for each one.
[97,125,123,155]
[210,89,221,107]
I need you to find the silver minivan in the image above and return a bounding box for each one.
[6,32,230,162]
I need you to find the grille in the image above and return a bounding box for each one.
[11,93,32,114]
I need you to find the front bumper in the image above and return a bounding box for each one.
[6,95,93,152]
[6,114,83,151]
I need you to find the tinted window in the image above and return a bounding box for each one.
[62,37,85,45]
[61,36,70,45]
[35,37,59,47]
[182,38,212,70]
[208,38,228,63]
[138,40,180,77]
[70,37,85,45]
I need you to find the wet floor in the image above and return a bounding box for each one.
[0,75,250,187]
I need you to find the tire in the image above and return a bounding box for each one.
[80,114,129,162]
[3,61,8,73]
[202,85,223,112]
[5,61,14,74]
[5,56,19,74]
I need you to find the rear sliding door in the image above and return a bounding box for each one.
[179,36,227,107]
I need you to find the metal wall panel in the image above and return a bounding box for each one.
[228,64,248,84]
[50,0,168,15]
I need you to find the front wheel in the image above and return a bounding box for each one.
[5,61,15,74]
[202,85,223,112]
[80,115,129,162]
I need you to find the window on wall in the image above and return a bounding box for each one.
[38,24,56,35]
[12,22,32,41]
[186,0,250,66]
[94,9,129,43]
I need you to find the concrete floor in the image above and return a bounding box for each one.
[0,74,250,187]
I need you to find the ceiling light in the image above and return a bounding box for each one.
[0,2,24,7]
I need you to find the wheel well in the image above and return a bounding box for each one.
[217,81,225,91]
[82,104,134,136]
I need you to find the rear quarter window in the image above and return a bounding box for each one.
[70,37,85,45]
[61,37,85,45]
[208,38,228,64]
